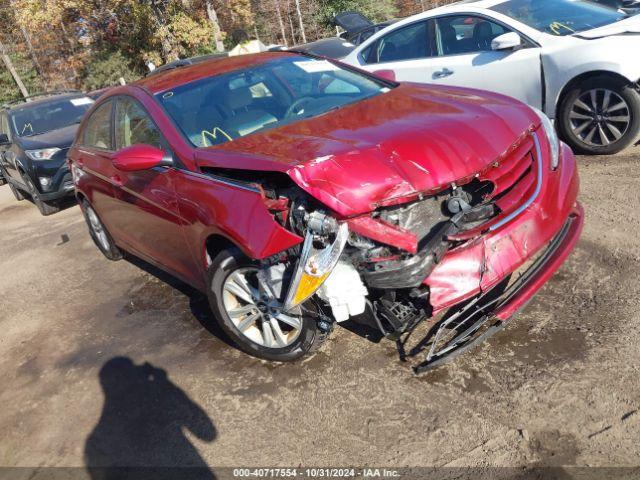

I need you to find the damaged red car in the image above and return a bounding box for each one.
[69,52,583,372]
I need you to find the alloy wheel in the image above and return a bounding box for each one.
[569,89,631,147]
[86,206,111,252]
[221,267,302,348]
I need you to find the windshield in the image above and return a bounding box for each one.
[156,56,391,148]
[491,0,628,36]
[11,96,94,137]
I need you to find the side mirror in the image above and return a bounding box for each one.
[0,133,10,145]
[491,32,522,51]
[112,144,172,172]
[373,69,396,82]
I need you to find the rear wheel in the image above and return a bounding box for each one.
[80,199,123,261]
[207,248,329,362]
[22,174,60,216]
[558,76,640,155]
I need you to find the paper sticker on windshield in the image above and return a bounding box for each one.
[293,60,340,73]
[70,97,95,107]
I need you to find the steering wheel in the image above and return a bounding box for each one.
[284,97,316,119]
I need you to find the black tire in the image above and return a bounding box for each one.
[8,182,24,201]
[558,75,640,155]
[22,174,60,216]
[80,199,123,261]
[207,248,329,362]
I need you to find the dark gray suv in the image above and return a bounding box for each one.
[0,92,95,215]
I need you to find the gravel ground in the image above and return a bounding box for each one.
[0,149,639,477]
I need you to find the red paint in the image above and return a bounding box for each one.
[347,216,417,254]
[69,53,582,320]
[373,69,397,81]
[112,144,166,172]
[426,142,582,315]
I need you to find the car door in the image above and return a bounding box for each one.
[357,19,439,82]
[72,99,122,229]
[425,14,543,108]
[108,95,199,283]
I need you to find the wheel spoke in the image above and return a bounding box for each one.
[228,304,256,318]
[598,125,610,145]
[605,101,627,113]
[584,126,597,144]
[237,312,261,331]
[233,272,260,300]
[605,122,623,140]
[269,318,289,347]
[570,111,592,121]
[224,277,255,305]
[261,321,275,347]
[573,121,592,135]
[602,90,611,111]
[574,99,593,112]
[590,90,598,110]
[608,115,630,123]
[275,313,302,330]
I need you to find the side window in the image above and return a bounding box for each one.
[82,101,113,150]
[436,15,510,56]
[114,98,164,150]
[363,20,436,64]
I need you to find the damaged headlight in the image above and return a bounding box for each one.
[532,108,560,170]
[283,222,349,311]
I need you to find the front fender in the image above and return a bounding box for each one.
[544,38,640,116]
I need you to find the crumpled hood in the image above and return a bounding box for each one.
[198,83,538,217]
[17,123,78,150]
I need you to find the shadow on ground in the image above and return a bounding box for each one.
[84,357,216,480]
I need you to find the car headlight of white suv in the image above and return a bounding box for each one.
[532,108,560,170]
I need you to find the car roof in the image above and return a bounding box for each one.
[135,51,301,95]
[4,92,89,112]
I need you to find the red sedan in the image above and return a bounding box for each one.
[69,52,583,371]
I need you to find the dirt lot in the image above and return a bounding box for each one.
[1,149,639,476]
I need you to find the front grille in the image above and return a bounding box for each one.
[482,133,539,218]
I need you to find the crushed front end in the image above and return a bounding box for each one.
[253,120,583,371]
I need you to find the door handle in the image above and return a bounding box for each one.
[433,68,454,79]
[110,174,123,187]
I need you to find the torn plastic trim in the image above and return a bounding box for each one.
[488,131,543,232]
[283,223,349,311]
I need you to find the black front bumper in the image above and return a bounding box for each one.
[38,170,74,201]
[30,159,75,201]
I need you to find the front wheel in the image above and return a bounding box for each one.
[22,174,60,216]
[558,76,640,155]
[207,249,329,362]
[8,182,24,201]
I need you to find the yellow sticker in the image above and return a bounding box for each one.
[549,22,575,36]
[201,127,232,147]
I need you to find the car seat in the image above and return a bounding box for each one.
[221,86,277,138]
[473,21,495,51]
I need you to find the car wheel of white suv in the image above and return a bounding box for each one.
[558,76,640,155]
